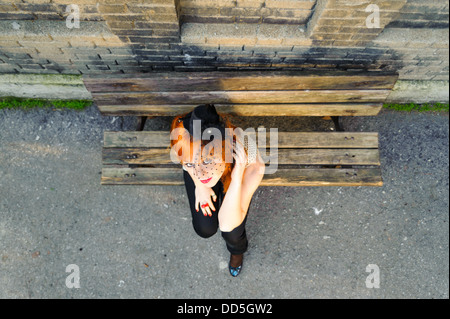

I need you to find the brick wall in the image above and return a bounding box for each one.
[0,0,448,82]
[387,0,449,28]
[177,0,316,25]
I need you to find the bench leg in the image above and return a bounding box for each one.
[136,116,147,131]
[332,116,344,132]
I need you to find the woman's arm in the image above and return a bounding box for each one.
[218,139,265,232]
[218,165,245,232]
[218,159,265,232]
[239,151,265,217]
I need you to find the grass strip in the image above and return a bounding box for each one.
[383,102,449,112]
[0,97,92,110]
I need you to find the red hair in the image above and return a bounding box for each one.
[169,111,237,193]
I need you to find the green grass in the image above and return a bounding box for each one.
[0,97,92,110]
[1,97,448,113]
[383,102,449,113]
[51,99,92,110]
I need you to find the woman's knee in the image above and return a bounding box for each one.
[193,222,218,239]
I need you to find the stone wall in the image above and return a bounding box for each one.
[177,0,317,24]
[0,0,448,85]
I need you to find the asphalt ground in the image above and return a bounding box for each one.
[0,105,448,299]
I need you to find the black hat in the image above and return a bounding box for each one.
[182,104,226,140]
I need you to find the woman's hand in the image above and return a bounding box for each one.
[195,184,217,217]
[231,134,248,181]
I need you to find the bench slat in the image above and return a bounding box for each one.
[104,131,380,149]
[101,167,383,187]
[103,148,380,166]
[97,103,383,117]
[83,71,398,92]
[92,90,391,105]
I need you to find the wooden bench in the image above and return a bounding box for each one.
[83,71,398,187]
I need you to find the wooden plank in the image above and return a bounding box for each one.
[105,131,170,148]
[260,168,383,186]
[92,90,391,105]
[97,103,383,117]
[102,167,183,186]
[101,167,383,186]
[276,149,380,165]
[84,70,397,80]
[102,148,380,166]
[267,132,380,149]
[103,148,171,165]
[104,131,380,149]
[83,71,398,92]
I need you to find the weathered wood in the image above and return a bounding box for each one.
[102,167,183,186]
[104,131,380,149]
[104,131,170,148]
[277,149,380,166]
[85,71,395,187]
[84,70,397,80]
[83,71,398,92]
[101,167,383,187]
[260,168,383,186]
[92,90,391,105]
[103,147,380,166]
[97,103,383,117]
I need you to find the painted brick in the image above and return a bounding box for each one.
[0,0,447,82]
[265,0,316,10]
[236,0,265,8]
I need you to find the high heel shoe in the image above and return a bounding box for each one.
[229,254,243,277]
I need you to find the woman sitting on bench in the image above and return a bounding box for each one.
[170,104,265,277]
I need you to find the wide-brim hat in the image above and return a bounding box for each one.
[181,104,226,140]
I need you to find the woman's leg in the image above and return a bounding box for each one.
[221,196,253,254]
[221,215,249,255]
[221,198,253,276]
[183,169,224,238]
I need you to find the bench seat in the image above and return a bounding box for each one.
[101,131,382,187]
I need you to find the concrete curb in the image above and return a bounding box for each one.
[0,73,448,103]
[386,80,450,104]
[0,74,92,100]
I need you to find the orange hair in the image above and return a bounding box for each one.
[169,111,237,193]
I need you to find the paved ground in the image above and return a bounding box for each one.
[0,105,448,299]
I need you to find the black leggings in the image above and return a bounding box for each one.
[183,169,250,255]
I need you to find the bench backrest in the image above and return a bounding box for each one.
[83,71,398,117]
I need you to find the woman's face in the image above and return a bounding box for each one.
[183,139,226,187]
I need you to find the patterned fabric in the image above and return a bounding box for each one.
[240,134,258,168]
